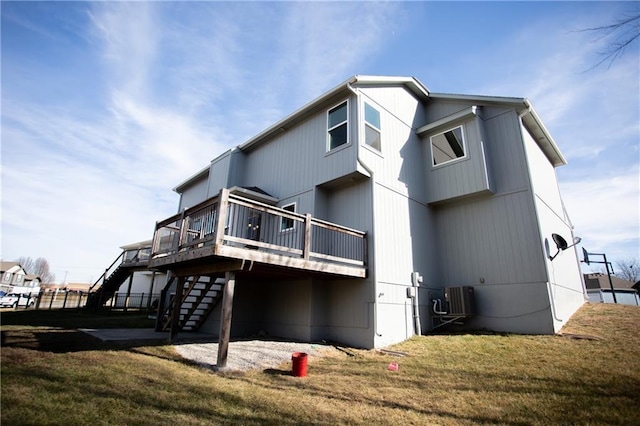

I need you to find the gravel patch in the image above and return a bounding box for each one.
[174,340,335,372]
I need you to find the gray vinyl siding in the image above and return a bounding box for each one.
[481,108,530,194]
[240,96,359,203]
[206,150,233,197]
[428,106,558,333]
[423,100,474,124]
[178,176,209,211]
[434,192,546,286]
[355,86,436,345]
[358,86,428,203]
[423,116,493,204]
[433,192,554,333]
[522,124,585,331]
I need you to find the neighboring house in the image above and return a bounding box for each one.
[25,275,41,289]
[0,261,40,295]
[101,75,584,352]
[584,273,639,306]
[87,240,163,309]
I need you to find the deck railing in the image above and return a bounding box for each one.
[151,189,367,270]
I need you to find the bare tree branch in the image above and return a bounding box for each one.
[614,258,640,282]
[16,256,56,284]
[576,12,640,69]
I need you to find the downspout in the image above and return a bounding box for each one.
[349,82,382,339]
[360,153,380,338]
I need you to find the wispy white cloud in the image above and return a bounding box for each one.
[560,165,640,260]
[88,2,159,98]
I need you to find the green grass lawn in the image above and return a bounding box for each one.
[2,303,639,425]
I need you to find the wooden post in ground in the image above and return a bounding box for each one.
[147,271,156,310]
[170,277,185,342]
[216,271,236,369]
[124,273,134,312]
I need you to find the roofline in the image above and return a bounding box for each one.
[238,75,430,152]
[120,240,153,250]
[429,93,567,166]
[173,164,210,193]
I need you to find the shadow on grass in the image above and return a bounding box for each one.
[1,309,155,329]
[0,327,172,354]
[263,368,291,376]
[0,309,163,355]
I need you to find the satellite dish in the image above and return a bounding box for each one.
[548,233,581,261]
[552,233,568,251]
[582,247,590,265]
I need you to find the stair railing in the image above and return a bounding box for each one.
[89,251,125,292]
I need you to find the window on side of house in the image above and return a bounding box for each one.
[280,203,296,231]
[327,101,348,151]
[430,125,466,166]
[364,102,381,151]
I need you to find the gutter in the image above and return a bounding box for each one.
[519,100,567,166]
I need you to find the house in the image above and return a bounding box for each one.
[0,261,40,295]
[584,273,639,306]
[87,240,162,309]
[95,75,586,359]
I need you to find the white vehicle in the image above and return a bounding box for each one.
[0,293,35,308]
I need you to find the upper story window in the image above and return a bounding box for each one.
[327,101,348,151]
[280,203,296,231]
[364,102,381,151]
[430,125,466,166]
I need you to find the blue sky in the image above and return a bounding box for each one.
[2,1,638,284]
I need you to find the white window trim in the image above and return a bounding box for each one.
[280,202,297,232]
[363,101,382,152]
[326,99,349,152]
[430,125,467,168]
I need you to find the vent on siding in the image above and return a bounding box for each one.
[444,286,475,316]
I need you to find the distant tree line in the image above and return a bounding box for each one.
[614,258,639,283]
[16,256,56,284]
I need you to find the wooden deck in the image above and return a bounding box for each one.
[149,189,367,279]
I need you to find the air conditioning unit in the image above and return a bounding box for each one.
[444,286,475,316]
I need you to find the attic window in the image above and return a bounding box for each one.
[430,126,466,166]
[364,102,381,151]
[327,101,348,151]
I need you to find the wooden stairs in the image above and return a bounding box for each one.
[86,263,147,309]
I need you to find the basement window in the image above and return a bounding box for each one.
[430,126,466,166]
[364,102,381,151]
[327,101,348,151]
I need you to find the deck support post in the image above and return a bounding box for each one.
[147,271,156,310]
[124,273,134,312]
[170,276,185,342]
[155,274,174,331]
[216,271,236,369]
